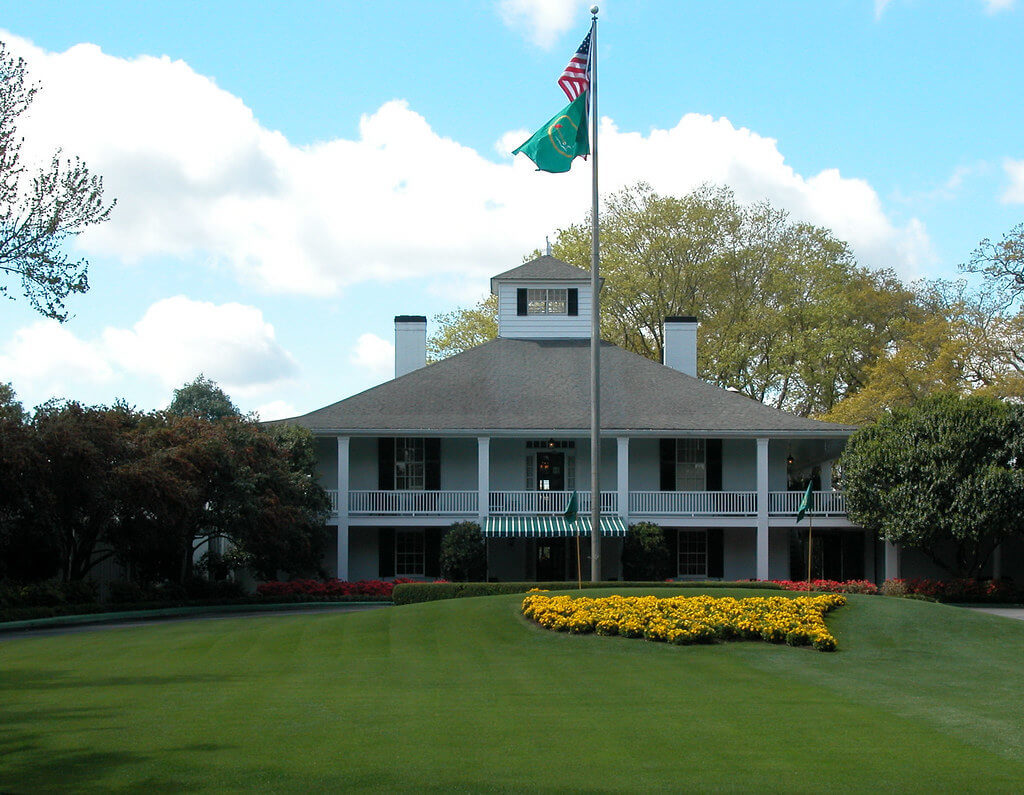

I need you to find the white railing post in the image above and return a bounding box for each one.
[616,437,629,520]
[337,436,350,581]
[478,437,490,523]
[756,438,769,580]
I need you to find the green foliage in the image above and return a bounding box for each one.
[427,294,498,361]
[621,522,672,580]
[391,580,782,605]
[439,522,486,581]
[167,374,240,421]
[841,393,1024,577]
[0,42,114,321]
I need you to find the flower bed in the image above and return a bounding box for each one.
[772,579,878,595]
[256,578,415,598]
[883,578,1022,603]
[522,592,845,652]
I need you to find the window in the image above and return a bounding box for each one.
[675,439,706,491]
[395,530,425,576]
[527,288,568,315]
[678,530,708,577]
[395,438,425,491]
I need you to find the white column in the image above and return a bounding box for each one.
[616,436,629,519]
[884,539,899,581]
[756,437,769,580]
[477,436,490,521]
[820,459,833,490]
[336,437,350,580]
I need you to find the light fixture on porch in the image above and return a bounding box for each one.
[786,446,794,467]
[547,438,556,448]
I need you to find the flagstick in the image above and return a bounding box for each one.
[588,6,601,584]
[576,525,583,590]
[806,510,814,586]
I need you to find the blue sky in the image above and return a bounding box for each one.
[1,0,1022,418]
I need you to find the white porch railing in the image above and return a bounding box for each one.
[327,489,339,513]
[488,490,618,515]
[348,490,478,516]
[768,490,847,517]
[629,491,758,516]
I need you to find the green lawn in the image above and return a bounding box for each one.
[3,588,1024,792]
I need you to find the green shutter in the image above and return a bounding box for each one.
[378,528,395,578]
[378,438,394,490]
[424,528,442,577]
[660,439,675,491]
[707,528,724,579]
[425,438,441,491]
[706,439,722,491]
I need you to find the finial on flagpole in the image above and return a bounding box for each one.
[590,5,599,15]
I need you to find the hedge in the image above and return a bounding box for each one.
[391,580,782,606]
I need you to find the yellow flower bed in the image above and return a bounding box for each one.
[522,593,846,652]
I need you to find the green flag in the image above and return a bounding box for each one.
[512,93,589,173]
[563,490,578,522]
[796,481,814,523]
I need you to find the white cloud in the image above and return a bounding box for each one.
[102,296,297,392]
[2,31,931,292]
[1001,158,1024,203]
[874,0,894,19]
[982,0,1015,12]
[497,0,591,48]
[0,321,115,404]
[0,297,297,407]
[350,333,394,379]
[254,399,299,421]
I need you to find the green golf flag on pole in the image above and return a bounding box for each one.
[564,491,579,522]
[512,92,589,173]
[796,481,814,523]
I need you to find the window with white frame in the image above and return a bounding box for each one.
[394,438,425,491]
[527,288,568,315]
[678,530,708,577]
[675,439,707,491]
[395,530,425,576]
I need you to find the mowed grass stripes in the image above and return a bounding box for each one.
[2,588,1024,792]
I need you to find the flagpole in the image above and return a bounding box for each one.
[588,6,601,583]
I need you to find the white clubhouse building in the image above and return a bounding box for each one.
[283,256,904,583]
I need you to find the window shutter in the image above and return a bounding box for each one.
[707,528,724,579]
[567,288,578,316]
[525,454,534,490]
[424,528,442,577]
[666,528,680,579]
[378,528,395,578]
[517,288,528,315]
[706,439,723,491]
[425,438,441,491]
[659,439,675,491]
[378,438,395,490]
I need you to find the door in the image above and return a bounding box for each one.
[536,452,565,491]
[536,538,567,580]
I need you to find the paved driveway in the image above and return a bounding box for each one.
[967,607,1024,621]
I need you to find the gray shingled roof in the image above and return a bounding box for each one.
[490,255,591,293]
[281,338,855,436]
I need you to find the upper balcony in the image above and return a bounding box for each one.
[326,489,846,520]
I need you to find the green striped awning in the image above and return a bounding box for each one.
[483,516,628,538]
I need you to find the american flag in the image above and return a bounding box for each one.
[557,30,592,102]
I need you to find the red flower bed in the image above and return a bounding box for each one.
[256,578,416,598]
[887,578,1021,603]
[772,579,879,595]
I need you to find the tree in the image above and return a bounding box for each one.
[428,183,917,416]
[964,222,1024,300]
[621,522,672,580]
[841,394,1024,578]
[427,294,498,361]
[439,521,486,581]
[0,42,114,321]
[168,374,240,421]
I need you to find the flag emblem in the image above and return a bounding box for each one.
[558,31,592,101]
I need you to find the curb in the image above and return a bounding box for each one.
[0,601,392,633]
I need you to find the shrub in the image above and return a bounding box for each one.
[255,578,415,599]
[882,578,1023,603]
[772,579,878,595]
[621,522,672,581]
[439,522,486,582]
[392,580,783,606]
